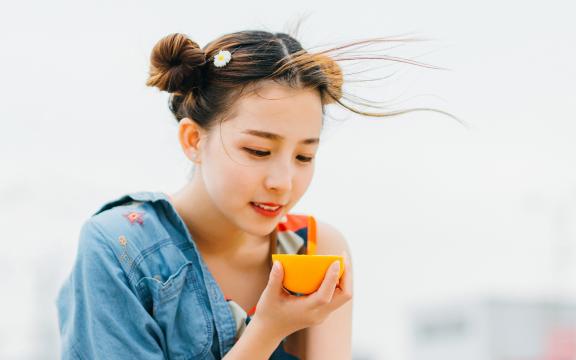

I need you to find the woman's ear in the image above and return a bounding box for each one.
[178,117,205,163]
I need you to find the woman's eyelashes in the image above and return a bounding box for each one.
[242,147,314,163]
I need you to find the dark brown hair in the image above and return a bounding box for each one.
[145,29,462,129]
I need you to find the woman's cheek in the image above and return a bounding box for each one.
[221,162,259,201]
[296,166,315,196]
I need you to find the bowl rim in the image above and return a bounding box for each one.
[271,254,344,258]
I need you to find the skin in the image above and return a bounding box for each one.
[169,80,353,359]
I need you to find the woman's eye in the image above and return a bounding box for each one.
[243,148,270,157]
[296,155,314,163]
[243,148,314,162]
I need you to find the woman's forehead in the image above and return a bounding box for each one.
[222,83,323,139]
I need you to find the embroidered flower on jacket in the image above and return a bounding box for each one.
[123,211,144,225]
[213,50,232,68]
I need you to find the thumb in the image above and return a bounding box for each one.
[267,260,284,291]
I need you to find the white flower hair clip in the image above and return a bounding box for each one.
[213,49,232,68]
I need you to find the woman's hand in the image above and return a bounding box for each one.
[250,252,353,339]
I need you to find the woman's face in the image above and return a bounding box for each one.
[197,81,323,236]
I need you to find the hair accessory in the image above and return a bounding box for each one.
[213,49,232,68]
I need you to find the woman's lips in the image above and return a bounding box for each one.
[250,202,283,217]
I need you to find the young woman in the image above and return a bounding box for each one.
[56,30,452,359]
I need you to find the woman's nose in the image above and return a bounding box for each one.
[264,159,293,193]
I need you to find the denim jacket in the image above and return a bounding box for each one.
[55,191,300,359]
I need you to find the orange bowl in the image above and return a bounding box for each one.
[271,254,345,295]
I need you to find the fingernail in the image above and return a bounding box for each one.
[273,261,281,272]
[331,261,340,272]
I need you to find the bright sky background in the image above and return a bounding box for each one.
[1,0,575,358]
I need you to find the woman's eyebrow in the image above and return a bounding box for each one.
[241,129,319,145]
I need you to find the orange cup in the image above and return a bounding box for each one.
[271,254,345,295]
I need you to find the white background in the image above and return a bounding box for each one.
[1,0,575,358]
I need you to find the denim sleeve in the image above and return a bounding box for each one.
[56,219,166,360]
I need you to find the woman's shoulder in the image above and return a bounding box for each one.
[77,191,180,270]
[90,191,168,223]
[75,191,195,288]
[313,218,350,256]
[86,192,171,245]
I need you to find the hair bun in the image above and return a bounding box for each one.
[146,33,206,94]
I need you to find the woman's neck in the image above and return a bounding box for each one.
[168,178,271,269]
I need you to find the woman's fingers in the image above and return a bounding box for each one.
[337,251,350,292]
[330,252,353,306]
[266,261,285,297]
[309,260,341,305]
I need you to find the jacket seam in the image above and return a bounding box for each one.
[124,236,174,284]
[89,221,144,300]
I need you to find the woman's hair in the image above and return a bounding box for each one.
[145,29,461,129]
